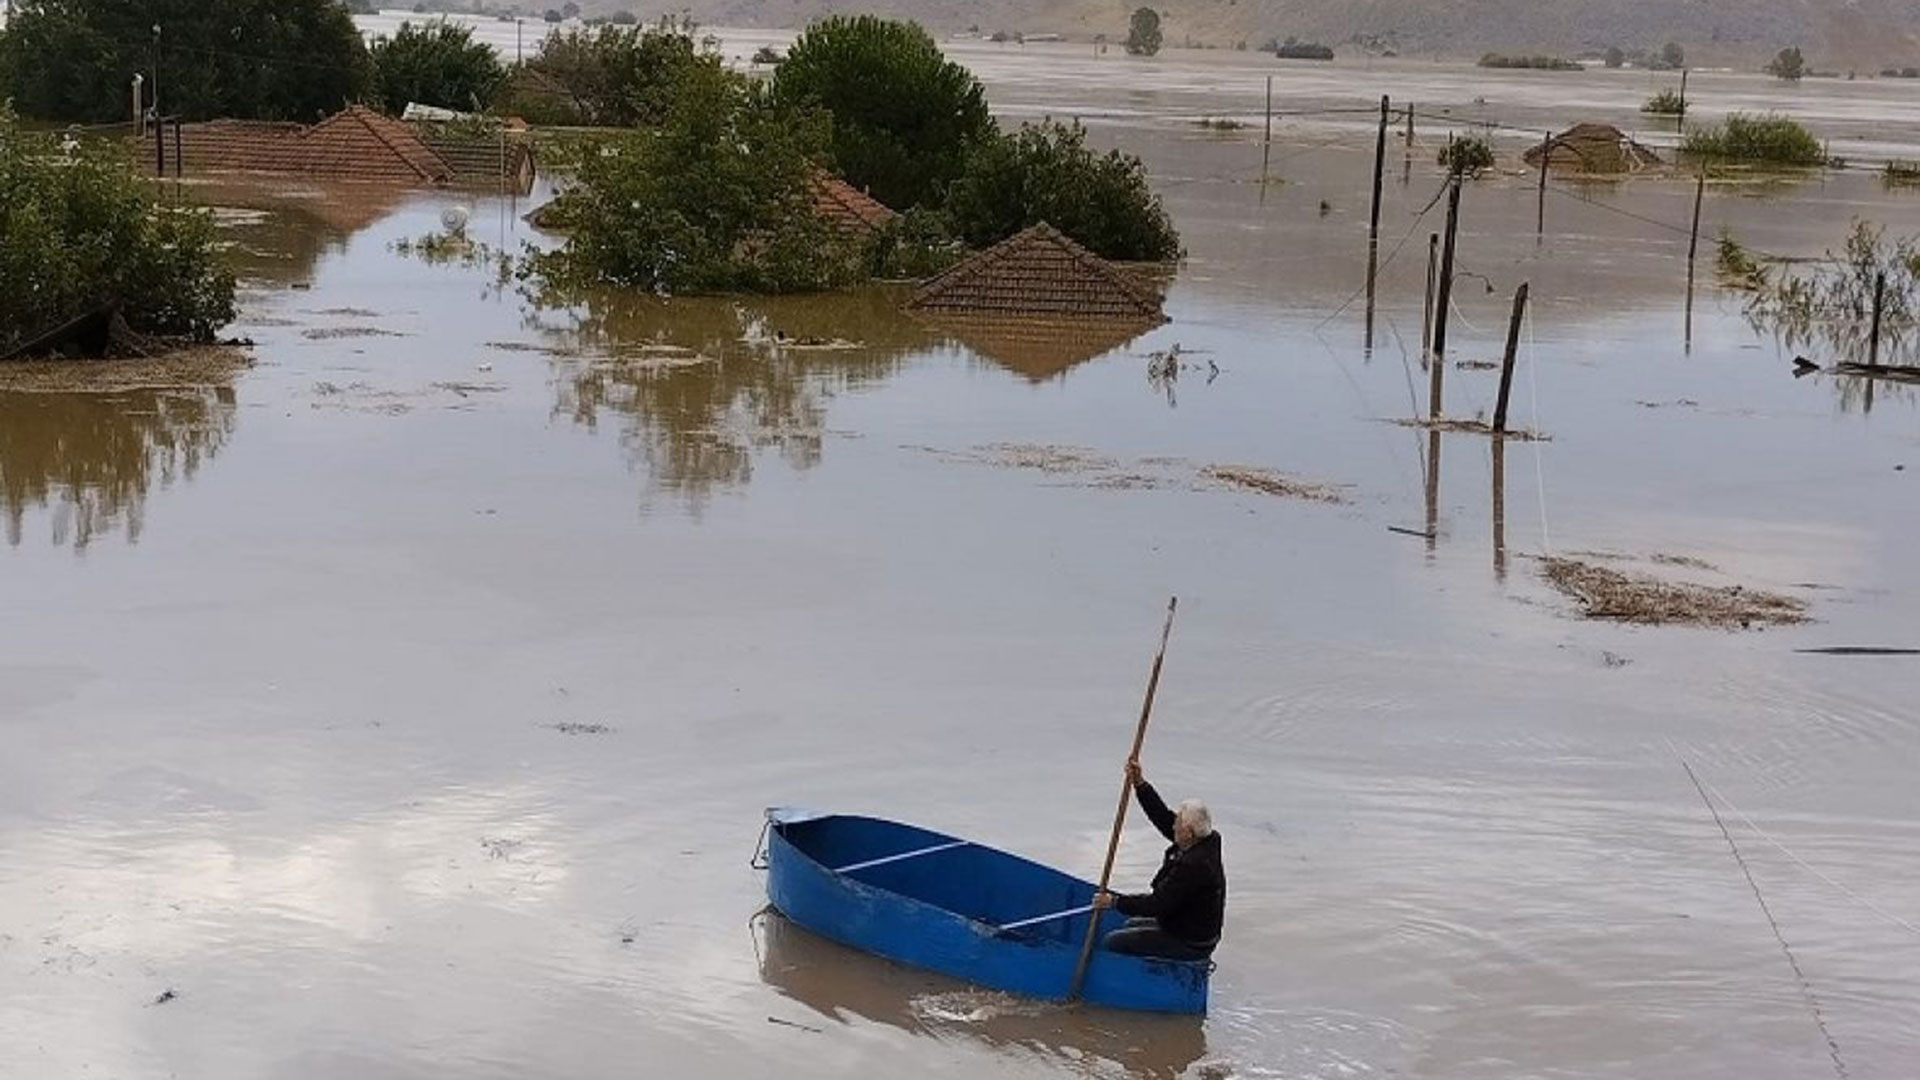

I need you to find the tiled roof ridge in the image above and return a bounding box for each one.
[311,104,450,182]
[907,222,1164,319]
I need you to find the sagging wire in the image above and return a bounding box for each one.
[1677,754,1850,1080]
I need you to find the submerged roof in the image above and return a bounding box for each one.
[935,315,1160,382]
[1523,123,1664,173]
[810,173,896,238]
[157,106,527,189]
[906,224,1166,321]
[299,105,452,184]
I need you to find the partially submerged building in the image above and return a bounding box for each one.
[1524,123,1664,174]
[905,223,1168,380]
[152,105,535,193]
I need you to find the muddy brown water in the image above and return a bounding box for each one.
[5,48,1920,1080]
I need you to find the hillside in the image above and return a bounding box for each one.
[577,0,1920,69]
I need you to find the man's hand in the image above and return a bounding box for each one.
[1124,759,1144,789]
[1091,889,1117,910]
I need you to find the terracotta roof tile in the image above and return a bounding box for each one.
[153,106,459,186]
[809,172,896,237]
[906,223,1166,321]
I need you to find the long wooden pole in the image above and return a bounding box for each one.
[1068,596,1179,1002]
[1536,131,1550,235]
[1686,168,1705,353]
[1432,176,1463,370]
[1494,282,1529,433]
[1365,94,1390,347]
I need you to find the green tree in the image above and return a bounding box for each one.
[369,20,506,115]
[944,118,1180,262]
[1603,47,1625,69]
[0,108,234,350]
[1657,42,1686,70]
[0,0,369,124]
[771,16,994,211]
[526,21,720,127]
[527,68,859,295]
[1767,47,1806,81]
[1126,8,1163,57]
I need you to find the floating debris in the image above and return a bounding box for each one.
[301,327,406,341]
[149,988,178,1006]
[1395,417,1550,441]
[1202,465,1345,503]
[1540,557,1809,629]
[546,722,615,736]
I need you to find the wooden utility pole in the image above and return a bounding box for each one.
[1431,176,1463,373]
[1261,75,1273,179]
[1679,68,1690,122]
[1869,272,1887,366]
[1365,94,1390,349]
[1536,131,1551,235]
[1686,168,1706,352]
[1494,283,1530,434]
[1405,104,1415,147]
[1421,233,1439,367]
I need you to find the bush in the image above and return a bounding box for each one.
[1684,113,1825,166]
[369,20,507,115]
[1643,89,1686,116]
[1716,229,1767,288]
[1652,42,1686,71]
[525,70,862,295]
[1438,135,1496,176]
[1767,47,1806,81]
[0,0,368,123]
[771,16,995,211]
[944,118,1180,262]
[752,46,784,66]
[868,207,966,279]
[1478,54,1582,71]
[0,110,234,350]
[523,20,722,128]
[1126,8,1163,57]
[1273,39,1334,61]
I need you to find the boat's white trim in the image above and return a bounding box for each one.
[833,840,969,875]
[996,903,1095,933]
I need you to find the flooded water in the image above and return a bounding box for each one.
[5,44,1920,1080]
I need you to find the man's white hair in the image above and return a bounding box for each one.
[1176,799,1213,839]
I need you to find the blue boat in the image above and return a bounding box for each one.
[757,808,1211,1014]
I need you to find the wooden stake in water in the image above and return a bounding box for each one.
[1421,233,1439,368]
[1365,94,1391,352]
[1869,272,1887,367]
[1068,597,1179,1002]
[1536,131,1551,235]
[1494,283,1529,434]
[1686,168,1706,352]
[1431,176,1463,375]
[1261,76,1273,181]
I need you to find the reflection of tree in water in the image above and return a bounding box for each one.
[539,287,935,507]
[0,384,238,549]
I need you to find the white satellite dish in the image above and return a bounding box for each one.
[440,205,471,236]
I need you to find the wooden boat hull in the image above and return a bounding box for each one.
[761,808,1211,1014]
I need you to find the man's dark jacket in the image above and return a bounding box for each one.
[1114,781,1225,945]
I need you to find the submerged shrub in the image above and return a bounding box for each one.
[1683,113,1825,166]
[1642,89,1686,116]
[0,109,234,351]
[524,69,863,295]
[1438,135,1497,176]
[944,118,1181,262]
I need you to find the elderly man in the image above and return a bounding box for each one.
[1093,760,1225,961]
